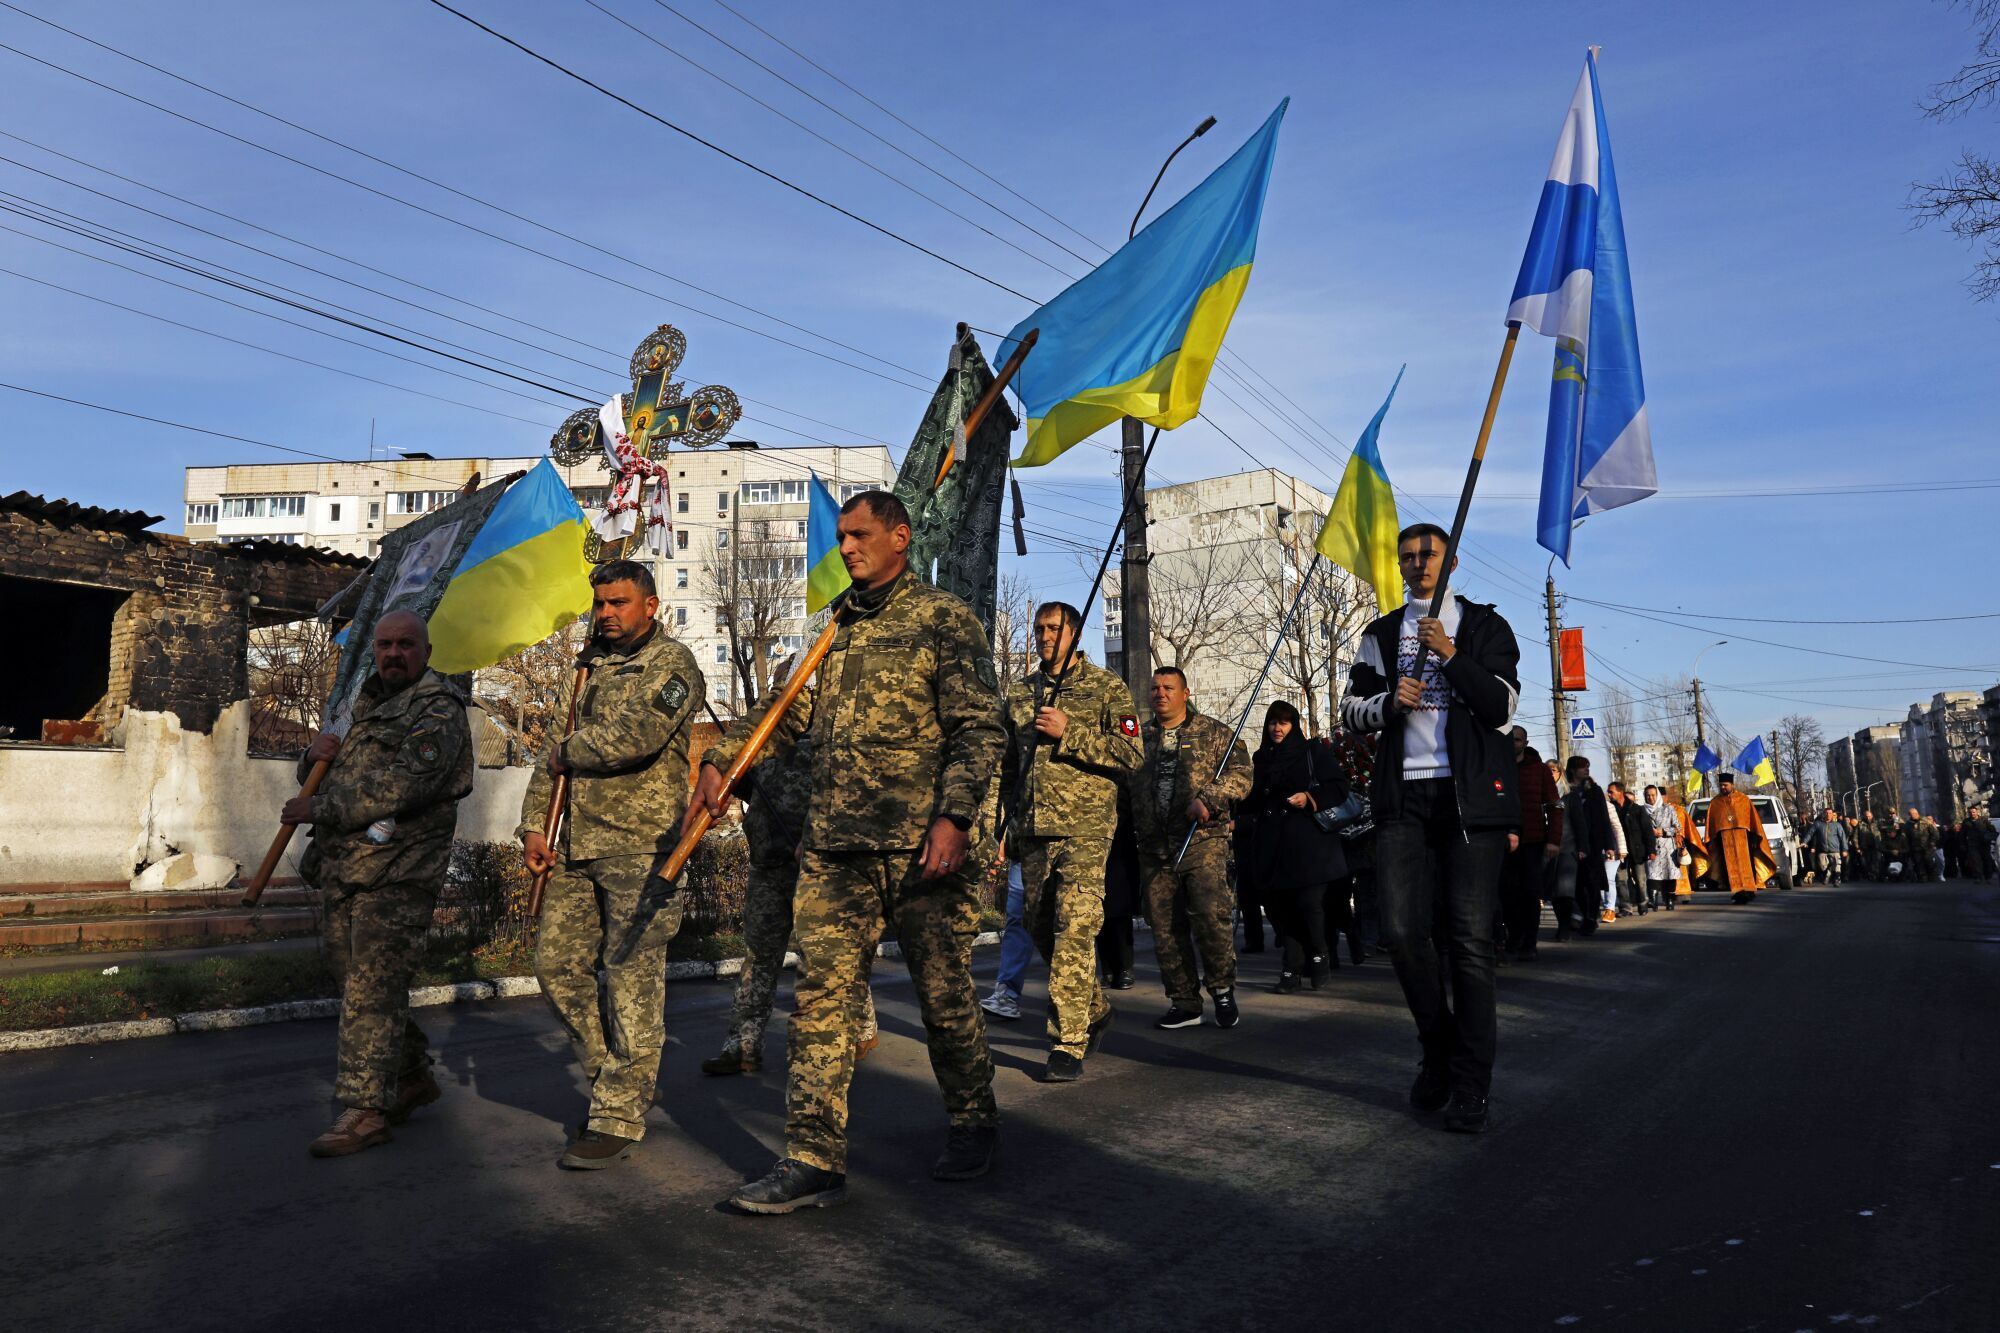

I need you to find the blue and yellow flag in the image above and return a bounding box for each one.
[427,459,593,673]
[1733,736,1776,789]
[1315,366,1406,612]
[805,470,851,614]
[996,100,1287,467]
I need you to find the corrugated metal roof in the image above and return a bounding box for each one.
[0,490,162,534]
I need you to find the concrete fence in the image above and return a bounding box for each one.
[0,700,530,889]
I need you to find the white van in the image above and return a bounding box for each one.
[1687,792,1799,891]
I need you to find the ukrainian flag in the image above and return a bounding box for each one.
[1316,367,1406,612]
[805,470,851,614]
[1733,736,1777,790]
[995,100,1287,467]
[427,459,593,673]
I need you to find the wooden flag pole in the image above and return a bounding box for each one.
[1405,321,1521,685]
[525,663,590,919]
[657,328,1038,885]
[241,762,328,906]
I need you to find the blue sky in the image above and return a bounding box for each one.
[2,0,1996,766]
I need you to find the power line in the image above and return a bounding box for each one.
[0,18,936,391]
[420,0,1037,301]
[578,0,1077,281]
[1564,593,2000,627]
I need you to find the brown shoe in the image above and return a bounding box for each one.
[309,1107,391,1158]
[700,1048,761,1077]
[855,1035,880,1063]
[386,1068,441,1124]
[559,1129,639,1170]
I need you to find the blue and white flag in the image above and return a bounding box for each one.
[1509,51,1655,565]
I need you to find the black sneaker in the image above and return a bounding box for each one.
[1410,1061,1451,1112]
[1155,1004,1203,1030]
[1212,989,1240,1029]
[1043,1052,1083,1083]
[1443,1092,1489,1134]
[728,1158,848,1214]
[933,1124,998,1180]
[1111,970,1136,990]
[1085,1008,1114,1054]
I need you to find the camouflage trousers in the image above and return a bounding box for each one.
[1140,835,1238,1007]
[721,858,877,1062]
[535,853,683,1140]
[786,847,997,1173]
[323,879,437,1110]
[1020,836,1112,1057]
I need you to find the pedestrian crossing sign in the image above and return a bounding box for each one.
[1569,717,1596,742]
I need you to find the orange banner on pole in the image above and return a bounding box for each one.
[1558,627,1587,691]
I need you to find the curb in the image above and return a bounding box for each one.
[0,931,1003,1054]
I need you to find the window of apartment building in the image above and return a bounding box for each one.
[571,486,608,509]
[675,567,689,589]
[674,607,687,627]
[185,502,218,526]
[715,530,729,550]
[328,502,341,522]
[220,495,307,520]
[741,480,806,505]
[714,645,728,664]
[714,608,729,632]
[717,491,730,512]
[796,520,809,538]
[388,491,455,515]
[677,492,689,514]
[368,501,380,524]
[676,530,690,550]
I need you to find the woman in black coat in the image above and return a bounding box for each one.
[1243,701,1349,990]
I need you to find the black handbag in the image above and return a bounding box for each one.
[1305,746,1373,840]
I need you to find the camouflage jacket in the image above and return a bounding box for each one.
[300,668,473,895]
[1129,708,1253,857]
[999,654,1142,840]
[519,622,704,861]
[709,570,1004,851]
[1898,819,1939,857]
[702,665,812,866]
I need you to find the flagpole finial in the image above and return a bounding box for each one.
[1588,45,1602,61]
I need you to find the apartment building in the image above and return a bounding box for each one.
[184,441,895,713]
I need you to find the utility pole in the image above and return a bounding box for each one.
[1692,677,1707,753]
[1119,416,1152,706]
[1118,113,1214,709]
[1545,575,1569,765]
[727,493,742,715]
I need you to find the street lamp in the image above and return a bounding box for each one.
[1118,114,1217,703]
[1690,640,1727,758]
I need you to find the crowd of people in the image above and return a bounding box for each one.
[285,499,1989,1217]
[1803,805,1998,884]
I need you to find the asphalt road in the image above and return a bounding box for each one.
[3,880,1995,1332]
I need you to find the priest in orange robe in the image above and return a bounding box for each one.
[1705,772,1775,904]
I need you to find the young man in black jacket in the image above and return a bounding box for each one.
[1339,524,1521,1134]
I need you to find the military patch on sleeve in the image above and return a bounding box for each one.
[974,656,998,690]
[657,674,690,715]
[1118,714,1139,737]
[402,728,444,773]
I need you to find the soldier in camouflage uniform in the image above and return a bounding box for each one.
[1129,666,1253,1031]
[998,601,1142,1082]
[520,560,704,1170]
[689,491,1005,1215]
[292,610,474,1159]
[698,663,878,1078]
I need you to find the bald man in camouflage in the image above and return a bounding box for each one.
[291,610,473,1159]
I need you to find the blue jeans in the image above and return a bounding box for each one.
[1375,778,1508,1098]
[994,861,1034,995]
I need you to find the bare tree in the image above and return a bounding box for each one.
[1598,682,1638,788]
[1912,1,2000,298]
[701,519,806,711]
[1643,673,1700,790]
[991,571,1038,691]
[1147,538,1261,726]
[475,619,587,763]
[245,618,340,755]
[1773,714,1828,822]
[1255,534,1374,737]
